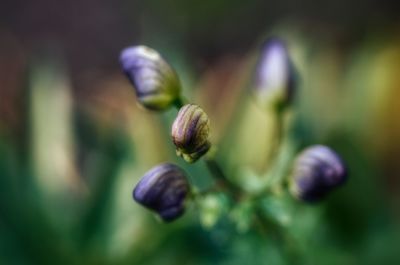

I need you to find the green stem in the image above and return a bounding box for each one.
[173,96,185,109]
[254,206,300,262]
[265,108,284,172]
[204,158,242,198]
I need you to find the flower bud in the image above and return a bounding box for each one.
[254,38,296,109]
[171,104,211,163]
[290,145,347,202]
[120,45,181,110]
[133,163,190,222]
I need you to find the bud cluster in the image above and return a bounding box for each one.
[121,39,349,224]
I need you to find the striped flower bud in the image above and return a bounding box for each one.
[254,38,296,109]
[290,145,347,202]
[133,163,190,222]
[171,104,211,163]
[120,45,181,110]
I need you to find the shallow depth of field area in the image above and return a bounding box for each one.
[0,1,400,265]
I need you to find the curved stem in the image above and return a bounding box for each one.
[204,158,242,199]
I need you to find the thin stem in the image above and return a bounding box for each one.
[173,97,184,109]
[254,206,300,262]
[254,212,269,237]
[204,158,242,198]
[264,108,284,172]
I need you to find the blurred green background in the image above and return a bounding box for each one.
[1,0,400,264]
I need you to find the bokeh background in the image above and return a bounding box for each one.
[1,0,400,264]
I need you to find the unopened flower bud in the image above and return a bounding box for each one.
[171,104,211,163]
[254,38,296,109]
[133,163,190,222]
[290,145,347,202]
[120,45,181,110]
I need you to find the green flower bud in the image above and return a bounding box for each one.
[171,104,211,163]
[120,45,181,110]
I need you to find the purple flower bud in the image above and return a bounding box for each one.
[171,104,211,163]
[120,46,181,110]
[290,145,347,202]
[133,163,190,222]
[254,38,295,108]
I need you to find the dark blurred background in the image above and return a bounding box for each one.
[0,0,400,264]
